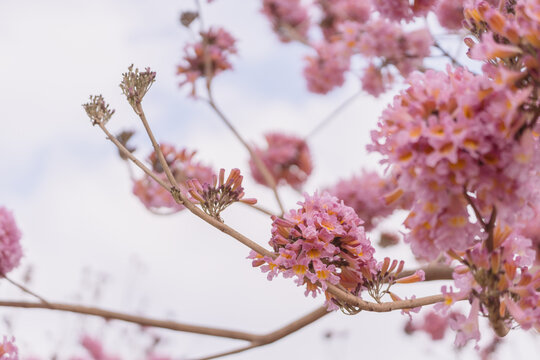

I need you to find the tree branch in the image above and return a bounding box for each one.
[194,306,329,360]
[0,300,257,341]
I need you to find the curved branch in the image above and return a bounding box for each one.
[0,300,258,341]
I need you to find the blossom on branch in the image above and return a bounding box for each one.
[177,27,237,95]
[133,144,214,213]
[0,207,22,275]
[249,192,376,310]
[262,0,310,42]
[187,168,257,221]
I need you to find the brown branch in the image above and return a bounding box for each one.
[2,275,51,306]
[195,306,329,360]
[0,300,258,341]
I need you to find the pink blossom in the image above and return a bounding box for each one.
[303,41,351,94]
[358,19,433,77]
[0,336,18,359]
[360,64,389,97]
[435,0,465,30]
[133,144,214,213]
[450,298,481,347]
[262,0,310,43]
[250,132,312,189]
[373,0,413,22]
[249,192,376,309]
[177,27,237,95]
[81,335,121,360]
[318,0,371,38]
[370,66,540,259]
[326,170,410,230]
[0,207,23,275]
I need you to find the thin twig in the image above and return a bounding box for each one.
[205,94,285,215]
[0,300,257,341]
[306,90,363,139]
[135,102,179,189]
[242,202,277,217]
[195,306,329,360]
[433,41,464,68]
[2,275,51,306]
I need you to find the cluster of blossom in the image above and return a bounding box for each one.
[261,0,310,42]
[437,227,540,346]
[177,27,237,95]
[249,132,313,189]
[133,144,214,213]
[187,168,257,221]
[0,207,22,275]
[369,65,540,260]
[303,17,433,96]
[0,336,18,359]
[257,0,470,96]
[249,192,377,310]
[326,170,412,231]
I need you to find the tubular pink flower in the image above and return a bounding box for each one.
[250,192,376,309]
[0,207,23,275]
[250,132,313,189]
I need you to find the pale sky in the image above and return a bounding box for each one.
[0,0,538,359]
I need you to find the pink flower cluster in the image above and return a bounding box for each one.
[373,0,436,23]
[326,170,411,231]
[261,0,310,42]
[250,132,313,189]
[249,192,376,310]
[303,42,350,94]
[318,0,372,39]
[370,66,540,260]
[0,207,22,275]
[133,144,214,213]
[187,168,257,221]
[0,336,18,359]
[177,27,237,95]
[439,228,539,345]
[434,0,465,30]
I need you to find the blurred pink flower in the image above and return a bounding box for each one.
[0,207,22,275]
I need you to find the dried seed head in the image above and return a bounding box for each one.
[180,11,198,27]
[82,95,115,126]
[119,64,156,109]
